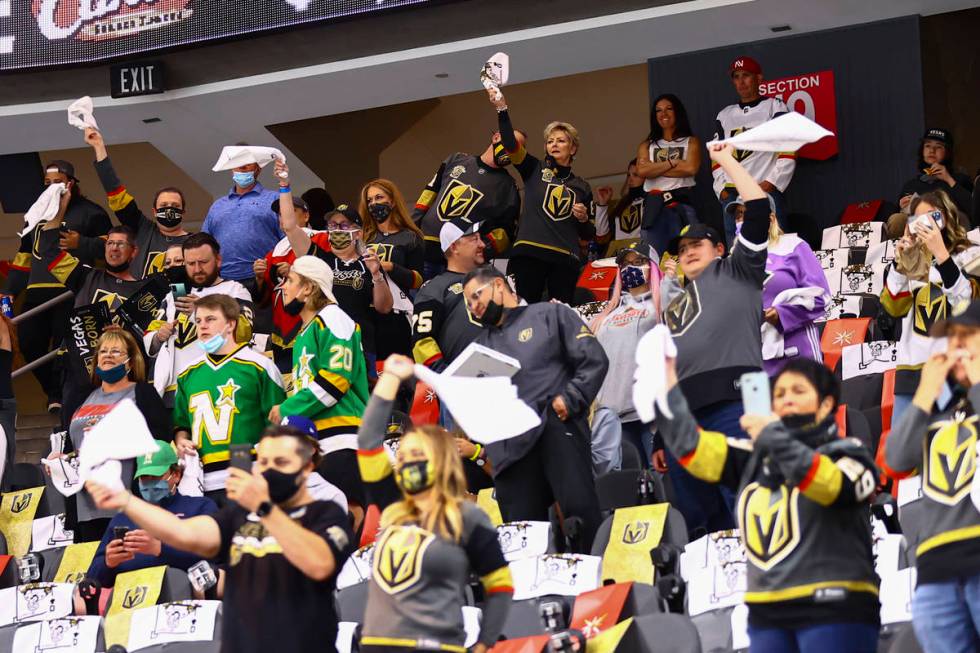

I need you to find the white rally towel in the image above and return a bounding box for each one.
[480,52,510,101]
[414,364,540,444]
[67,96,98,131]
[177,450,205,497]
[212,145,286,172]
[761,286,828,360]
[20,182,68,236]
[632,324,677,423]
[77,399,158,490]
[708,111,834,153]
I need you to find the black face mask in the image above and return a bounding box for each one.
[106,261,130,274]
[492,143,511,167]
[263,468,304,504]
[368,203,392,221]
[476,283,504,327]
[782,411,838,449]
[283,297,305,316]
[781,413,819,431]
[155,207,184,228]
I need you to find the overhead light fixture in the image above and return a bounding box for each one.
[142,117,161,123]
[434,73,449,79]
[770,25,792,32]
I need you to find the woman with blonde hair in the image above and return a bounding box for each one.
[357,354,512,653]
[53,329,170,541]
[881,189,980,421]
[360,179,424,359]
[486,88,594,303]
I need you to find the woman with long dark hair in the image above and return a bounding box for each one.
[357,354,512,653]
[656,357,880,652]
[898,128,974,219]
[487,88,594,303]
[635,93,702,254]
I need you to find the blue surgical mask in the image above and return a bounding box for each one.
[232,171,255,188]
[197,333,226,354]
[95,359,130,384]
[139,478,173,505]
[620,265,648,290]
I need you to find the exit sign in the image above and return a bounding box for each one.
[110,61,165,99]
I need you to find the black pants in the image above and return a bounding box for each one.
[493,411,601,552]
[0,398,17,491]
[19,298,69,401]
[508,255,579,304]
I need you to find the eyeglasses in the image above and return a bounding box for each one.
[98,349,127,358]
[105,240,131,249]
[467,281,494,304]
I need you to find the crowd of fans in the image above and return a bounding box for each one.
[0,53,978,653]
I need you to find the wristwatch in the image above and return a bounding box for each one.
[256,501,273,518]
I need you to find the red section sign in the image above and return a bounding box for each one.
[760,70,838,160]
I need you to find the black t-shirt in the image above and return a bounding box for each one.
[214,500,354,653]
[309,245,378,355]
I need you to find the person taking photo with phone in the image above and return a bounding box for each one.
[86,425,354,653]
[654,357,880,652]
[880,190,979,423]
[87,439,218,586]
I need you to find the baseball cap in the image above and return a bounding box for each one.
[385,410,412,438]
[271,196,309,214]
[290,255,338,304]
[326,204,362,228]
[723,194,777,219]
[440,218,482,253]
[135,440,178,479]
[729,56,762,76]
[281,415,317,438]
[922,128,952,148]
[667,224,724,256]
[930,299,980,336]
[45,160,76,179]
[614,240,656,265]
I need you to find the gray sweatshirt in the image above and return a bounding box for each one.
[595,291,658,422]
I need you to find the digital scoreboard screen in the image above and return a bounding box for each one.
[0,1,438,72]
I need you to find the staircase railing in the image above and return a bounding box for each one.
[10,290,74,379]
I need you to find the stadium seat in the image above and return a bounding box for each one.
[887,622,923,653]
[0,554,16,589]
[590,505,688,558]
[690,606,736,653]
[38,546,67,582]
[621,440,644,471]
[595,470,667,513]
[499,598,548,639]
[820,317,872,371]
[834,405,874,451]
[0,625,16,652]
[576,262,617,302]
[132,605,222,653]
[409,379,440,426]
[10,463,45,491]
[336,579,370,624]
[360,504,382,547]
[633,613,702,652]
[839,199,891,225]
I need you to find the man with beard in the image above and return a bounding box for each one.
[37,193,142,424]
[144,233,253,405]
[412,131,523,280]
[84,127,190,277]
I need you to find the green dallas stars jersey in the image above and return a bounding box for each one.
[279,304,369,441]
[173,344,286,490]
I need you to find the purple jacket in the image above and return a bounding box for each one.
[763,235,830,376]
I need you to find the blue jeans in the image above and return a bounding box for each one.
[621,420,653,468]
[748,622,879,653]
[912,573,980,653]
[663,400,744,537]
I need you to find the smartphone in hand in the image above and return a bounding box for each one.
[229,444,253,473]
[113,526,130,542]
[740,371,771,417]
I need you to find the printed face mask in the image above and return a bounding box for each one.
[619,265,649,290]
[395,459,435,495]
[155,207,184,228]
[368,203,392,221]
[328,230,355,250]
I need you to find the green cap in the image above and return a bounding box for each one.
[135,440,178,479]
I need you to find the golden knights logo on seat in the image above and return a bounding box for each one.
[738,483,801,571]
[619,203,641,234]
[374,526,434,594]
[438,180,484,222]
[122,585,148,609]
[543,184,575,221]
[11,491,34,513]
[665,284,701,337]
[923,412,978,505]
[622,521,650,544]
[913,285,948,337]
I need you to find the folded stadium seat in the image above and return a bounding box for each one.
[130,607,222,653]
[103,566,194,613]
[0,625,16,652]
[633,613,702,653]
[0,554,16,589]
[37,546,67,582]
[0,530,6,555]
[10,463,45,491]
[820,317,872,371]
[838,199,896,226]
[576,261,617,302]
[595,470,667,513]
[489,634,550,652]
[336,579,370,624]
[690,606,737,653]
[499,598,549,639]
[590,505,688,558]
[620,440,644,471]
[569,582,663,639]
[887,622,923,653]
[359,504,382,547]
[409,379,440,426]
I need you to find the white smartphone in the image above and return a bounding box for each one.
[740,371,771,417]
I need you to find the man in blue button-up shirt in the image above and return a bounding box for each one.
[203,162,284,291]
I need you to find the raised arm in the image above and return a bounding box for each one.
[412,161,447,224]
[356,355,413,487]
[86,128,152,234]
[488,89,537,180]
[273,160,312,256]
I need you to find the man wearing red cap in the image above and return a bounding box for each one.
[713,56,796,245]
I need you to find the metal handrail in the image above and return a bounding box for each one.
[10,290,74,379]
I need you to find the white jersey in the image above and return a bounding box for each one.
[643,136,696,192]
[145,279,254,395]
[712,97,796,196]
[595,198,643,243]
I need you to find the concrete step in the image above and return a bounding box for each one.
[14,412,61,463]
[16,412,61,432]
[16,437,49,464]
